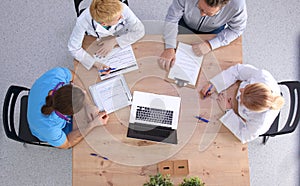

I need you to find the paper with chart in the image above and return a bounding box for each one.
[168,42,204,87]
[89,75,132,114]
[94,45,138,80]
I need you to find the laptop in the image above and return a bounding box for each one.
[127,91,181,144]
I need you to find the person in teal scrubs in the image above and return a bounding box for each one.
[27,67,108,148]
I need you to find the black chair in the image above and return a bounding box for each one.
[3,85,51,147]
[74,0,129,17]
[259,81,300,144]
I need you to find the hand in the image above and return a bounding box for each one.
[158,48,176,71]
[192,41,212,56]
[85,104,100,122]
[216,93,232,112]
[89,111,109,127]
[95,37,117,57]
[93,62,111,75]
[201,83,215,97]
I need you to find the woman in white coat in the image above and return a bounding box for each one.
[68,0,145,71]
[201,64,284,143]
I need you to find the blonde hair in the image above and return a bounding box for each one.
[242,83,285,111]
[90,0,123,23]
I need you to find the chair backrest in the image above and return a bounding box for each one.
[74,0,129,17]
[260,81,300,137]
[3,85,51,147]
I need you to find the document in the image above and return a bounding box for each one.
[168,42,204,87]
[89,75,132,114]
[94,45,138,80]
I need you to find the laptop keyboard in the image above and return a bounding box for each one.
[136,106,173,125]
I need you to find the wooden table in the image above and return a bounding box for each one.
[72,35,249,186]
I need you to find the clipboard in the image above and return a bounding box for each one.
[94,45,138,80]
[89,75,132,114]
[166,42,204,88]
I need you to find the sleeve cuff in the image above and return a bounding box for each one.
[81,53,95,70]
[165,39,177,49]
[208,37,221,50]
[210,75,225,93]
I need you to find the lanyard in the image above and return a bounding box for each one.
[51,82,71,123]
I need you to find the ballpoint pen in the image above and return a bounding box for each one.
[204,84,214,98]
[90,153,109,160]
[98,67,116,73]
[194,116,209,123]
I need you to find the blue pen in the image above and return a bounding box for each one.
[90,153,109,160]
[98,67,116,73]
[194,116,209,123]
[204,84,213,98]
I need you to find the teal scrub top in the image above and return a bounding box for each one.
[27,67,72,147]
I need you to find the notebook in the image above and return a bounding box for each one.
[167,42,204,88]
[127,91,181,144]
[94,45,138,80]
[89,75,132,114]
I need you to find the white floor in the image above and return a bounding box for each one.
[0,0,299,185]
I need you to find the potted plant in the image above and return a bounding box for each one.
[143,173,174,186]
[179,176,205,186]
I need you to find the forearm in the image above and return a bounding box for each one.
[60,123,96,149]
[64,123,96,148]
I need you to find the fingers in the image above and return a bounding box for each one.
[192,44,203,56]
[96,47,109,57]
[158,49,176,70]
[98,111,107,118]
[192,42,211,56]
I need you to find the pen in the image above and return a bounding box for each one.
[90,153,109,160]
[100,64,137,76]
[194,116,209,123]
[204,84,213,98]
[99,67,116,73]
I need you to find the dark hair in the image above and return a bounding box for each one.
[205,0,230,7]
[41,85,85,115]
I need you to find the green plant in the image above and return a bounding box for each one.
[143,173,174,186]
[179,176,205,186]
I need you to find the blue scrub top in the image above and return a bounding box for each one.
[27,67,72,147]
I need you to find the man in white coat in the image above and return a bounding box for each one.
[68,0,145,71]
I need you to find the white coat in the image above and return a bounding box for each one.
[210,64,281,143]
[68,3,145,70]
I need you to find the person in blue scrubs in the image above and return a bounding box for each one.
[27,67,109,148]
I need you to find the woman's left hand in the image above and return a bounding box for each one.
[95,37,117,57]
[85,104,101,122]
[216,93,232,112]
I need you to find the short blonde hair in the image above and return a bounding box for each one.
[242,83,285,111]
[90,0,123,23]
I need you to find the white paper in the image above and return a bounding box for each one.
[89,75,132,114]
[94,45,138,80]
[168,42,204,86]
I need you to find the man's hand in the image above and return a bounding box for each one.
[95,37,118,57]
[158,48,176,71]
[192,41,212,56]
[93,62,111,75]
[216,93,232,112]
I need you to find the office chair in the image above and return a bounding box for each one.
[3,85,52,147]
[259,81,300,144]
[74,0,129,17]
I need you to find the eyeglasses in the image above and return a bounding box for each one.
[51,82,72,123]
